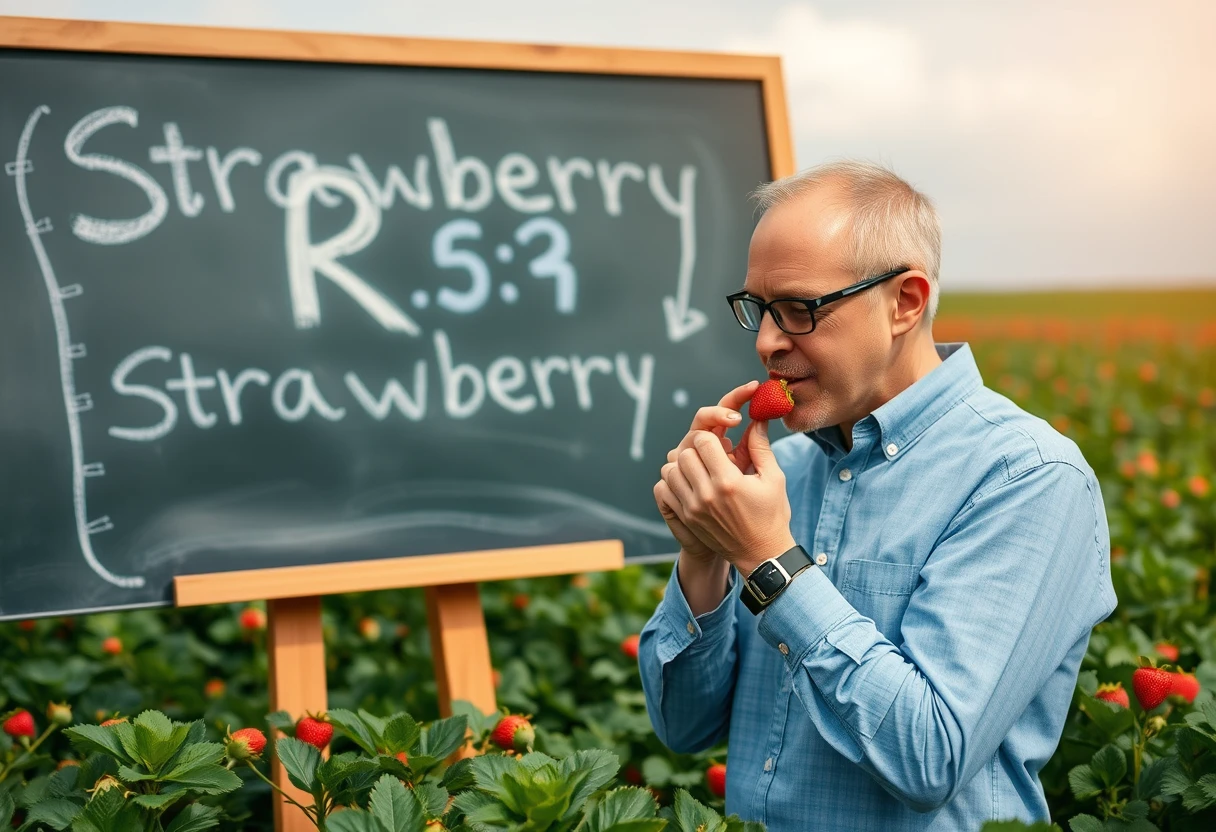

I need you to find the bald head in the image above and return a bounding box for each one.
[752,161,942,322]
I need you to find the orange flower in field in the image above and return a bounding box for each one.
[1136,450,1159,478]
[1113,410,1133,434]
[1074,386,1091,406]
[1198,388,1216,408]
[1138,362,1158,383]
[1189,475,1210,498]
[1161,489,1181,509]
[1050,415,1071,433]
[1097,361,1117,381]
[1052,377,1070,396]
[1119,460,1136,479]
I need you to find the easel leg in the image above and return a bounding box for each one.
[425,583,497,723]
[267,595,327,832]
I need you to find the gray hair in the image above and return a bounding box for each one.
[751,160,941,323]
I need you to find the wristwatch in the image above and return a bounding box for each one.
[741,545,813,615]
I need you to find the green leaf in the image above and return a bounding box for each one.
[452,790,510,826]
[421,715,468,761]
[978,822,1062,832]
[1158,759,1192,797]
[162,743,225,780]
[64,725,134,764]
[440,757,475,792]
[383,714,421,755]
[25,798,82,830]
[1076,671,1098,697]
[582,787,658,832]
[112,722,143,769]
[668,790,727,832]
[276,737,322,793]
[1180,774,1216,812]
[642,756,674,787]
[357,710,389,748]
[324,709,379,756]
[131,792,187,811]
[327,811,382,832]
[604,822,668,832]
[1078,695,1136,738]
[71,787,142,832]
[370,774,426,832]
[562,749,620,816]
[723,818,765,832]
[133,711,190,773]
[0,794,12,829]
[318,752,378,792]
[414,783,448,819]
[164,804,222,832]
[1135,757,1172,801]
[159,763,242,795]
[1067,814,1103,832]
[1089,745,1127,788]
[183,720,207,747]
[1068,764,1105,801]
[116,765,159,783]
[266,711,295,736]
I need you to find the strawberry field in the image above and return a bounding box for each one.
[2,288,1215,831]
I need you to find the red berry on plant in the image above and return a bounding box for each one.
[620,634,640,660]
[101,636,122,655]
[2,710,35,738]
[226,727,267,760]
[706,762,727,798]
[1094,682,1129,709]
[1154,642,1180,662]
[1171,672,1200,704]
[296,715,333,750]
[1132,666,1176,710]
[491,715,534,754]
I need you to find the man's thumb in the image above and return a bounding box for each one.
[748,418,776,468]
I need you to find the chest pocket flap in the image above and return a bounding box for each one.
[843,558,919,596]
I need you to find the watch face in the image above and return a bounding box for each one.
[749,562,787,600]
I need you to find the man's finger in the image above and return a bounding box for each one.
[692,431,738,483]
[662,460,694,507]
[677,446,714,502]
[689,405,746,433]
[717,379,762,411]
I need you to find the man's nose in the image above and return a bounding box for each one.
[754,310,794,360]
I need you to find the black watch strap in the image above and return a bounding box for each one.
[740,545,813,615]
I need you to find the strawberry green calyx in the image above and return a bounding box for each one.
[226,727,268,760]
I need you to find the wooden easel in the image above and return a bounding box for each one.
[174,539,624,832]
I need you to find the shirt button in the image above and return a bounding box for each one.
[764,758,773,771]
[686,621,695,635]
[885,442,899,456]
[815,552,828,566]
[838,468,852,481]
[778,643,789,655]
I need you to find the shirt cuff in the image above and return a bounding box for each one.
[756,564,854,663]
[656,562,737,658]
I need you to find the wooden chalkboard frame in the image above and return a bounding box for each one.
[0,16,795,178]
[0,17,794,831]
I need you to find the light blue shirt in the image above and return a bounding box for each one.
[639,342,1118,831]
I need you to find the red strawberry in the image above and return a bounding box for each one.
[101,636,123,655]
[620,634,640,660]
[100,717,127,727]
[2,710,35,738]
[1154,642,1180,662]
[490,715,534,754]
[296,716,333,750]
[1094,682,1130,709]
[748,379,795,421]
[1132,666,1175,710]
[623,765,644,785]
[1171,672,1200,704]
[511,593,530,611]
[395,751,409,766]
[204,678,226,699]
[706,762,727,798]
[239,607,266,632]
[226,727,267,760]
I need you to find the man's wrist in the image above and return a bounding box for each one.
[735,533,799,578]
[677,552,731,617]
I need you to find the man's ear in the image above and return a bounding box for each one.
[890,270,932,336]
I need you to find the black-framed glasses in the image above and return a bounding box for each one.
[726,267,907,335]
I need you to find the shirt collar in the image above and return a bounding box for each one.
[805,342,983,460]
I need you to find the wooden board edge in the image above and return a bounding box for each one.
[174,539,626,606]
[0,16,780,81]
[759,56,797,178]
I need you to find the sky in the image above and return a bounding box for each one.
[3,0,1213,293]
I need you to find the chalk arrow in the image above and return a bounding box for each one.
[649,164,708,343]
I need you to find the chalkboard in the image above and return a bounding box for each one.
[0,18,792,619]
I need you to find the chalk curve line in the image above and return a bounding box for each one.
[13,105,145,589]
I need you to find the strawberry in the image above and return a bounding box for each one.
[101,636,123,655]
[17,620,36,632]
[1132,666,1175,710]
[623,765,644,786]
[226,727,267,760]
[46,702,73,725]
[1094,682,1130,709]
[395,751,409,766]
[239,607,266,632]
[358,617,381,641]
[706,762,727,798]
[2,710,35,738]
[749,379,795,421]
[296,715,333,750]
[1154,642,1180,662]
[204,678,226,699]
[100,717,127,727]
[511,593,530,611]
[620,634,641,660]
[490,715,534,754]
[1171,672,1200,704]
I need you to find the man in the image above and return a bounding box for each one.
[638,160,1118,831]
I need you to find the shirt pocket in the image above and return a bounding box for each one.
[841,558,919,641]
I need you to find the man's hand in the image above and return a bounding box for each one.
[660,418,796,577]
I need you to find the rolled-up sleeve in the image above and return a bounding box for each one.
[639,563,740,754]
[756,461,1116,812]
